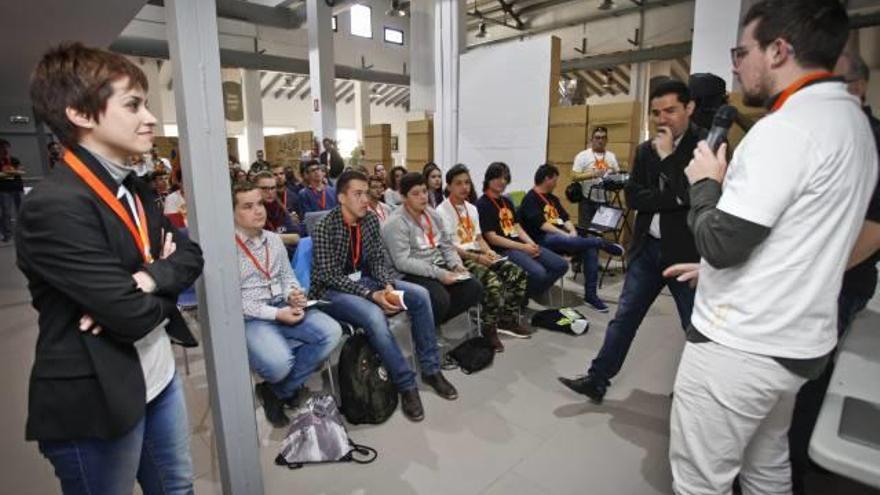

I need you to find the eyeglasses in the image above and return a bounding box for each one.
[259,186,277,191]
[730,43,758,66]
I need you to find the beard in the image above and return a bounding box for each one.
[741,71,775,108]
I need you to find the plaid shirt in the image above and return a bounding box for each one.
[309,206,399,300]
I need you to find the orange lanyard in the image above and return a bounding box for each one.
[63,150,152,263]
[311,187,326,209]
[770,71,834,112]
[235,235,271,280]
[409,210,436,247]
[534,189,559,218]
[349,223,362,268]
[452,200,473,232]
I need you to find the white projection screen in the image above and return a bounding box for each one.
[458,36,554,194]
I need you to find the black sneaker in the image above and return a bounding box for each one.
[602,241,625,257]
[422,372,459,400]
[283,386,311,409]
[400,388,425,422]
[558,375,607,404]
[256,382,290,428]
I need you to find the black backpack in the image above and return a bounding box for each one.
[337,333,398,425]
[447,336,495,374]
[565,181,584,203]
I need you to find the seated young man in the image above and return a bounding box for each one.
[367,174,392,224]
[437,164,530,352]
[298,159,337,215]
[272,163,303,220]
[233,182,342,428]
[382,172,484,327]
[254,171,300,258]
[476,162,569,303]
[310,171,457,422]
[518,164,624,312]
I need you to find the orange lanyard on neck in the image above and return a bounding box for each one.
[235,235,271,280]
[487,193,507,212]
[534,189,559,217]
[452,200,473,231]
[770,71,834,112]
[409,210,436,247]
[64,150,152,263]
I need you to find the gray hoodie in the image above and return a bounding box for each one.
[381,206,463,279]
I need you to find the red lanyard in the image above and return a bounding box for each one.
[534,189,559,218]
[311,187,326,209]
[235,235,271,280]
[349,223,362,268]
[770,71,834,112]
[452,200,474,234]
[63,150,152,263]
[409,210,436,247]
[280,188,287,210]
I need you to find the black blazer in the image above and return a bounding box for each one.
[15,145,204,442]
[624,125,703,267]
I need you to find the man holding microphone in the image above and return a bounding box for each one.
[667,1,877,493]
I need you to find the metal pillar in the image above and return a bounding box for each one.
[433,0,464,169]
[242,68,265,165]
[409,0,435,114]
[165,0,264,493]
[307,0,337,141]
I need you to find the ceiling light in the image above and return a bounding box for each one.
[475,21,488,38]
[598,0,614,10]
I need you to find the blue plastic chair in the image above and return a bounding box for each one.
[292,237,313,294]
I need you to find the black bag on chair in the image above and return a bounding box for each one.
[565,181,584,203]
[447,337,495,374]
[337,334,398,425]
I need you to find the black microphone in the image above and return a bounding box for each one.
[705,105,738,152]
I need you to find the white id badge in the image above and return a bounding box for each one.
[555,218,564,226]
[348,271,362,282]
[509,231,519,238]
[270,283,282,298]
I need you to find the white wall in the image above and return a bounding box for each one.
[459,36,554,193]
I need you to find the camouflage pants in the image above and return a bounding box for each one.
[463,259,528,327]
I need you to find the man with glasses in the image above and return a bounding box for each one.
[254,172,300,257]
[272,163,303,220]
[298,159,337,215]
[572,126,620,228]
[667,2,876,493]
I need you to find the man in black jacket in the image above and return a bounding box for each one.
[559,80,701,403]
[17,43,204,494]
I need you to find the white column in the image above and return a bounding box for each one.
[164,1,264,493]
[690,0,745,88]
[307,0,337,141]
[353,80,370,144]
[409,0,435,113]
[433,0,464,169]
[142,59,166,136]
[242,69,264,165]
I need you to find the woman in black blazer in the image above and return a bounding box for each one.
[18,43,204,494]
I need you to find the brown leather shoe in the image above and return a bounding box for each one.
[483,324,505,353]
[422,372,458,400]
[400,388,425,422]
[497,317,533,339]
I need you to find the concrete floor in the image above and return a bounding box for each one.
[1,241,878,495]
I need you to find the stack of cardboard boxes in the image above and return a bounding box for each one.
[265,131,314,172]
[547,105,589,218]
[406,119,433,173]
[364,124,392,173]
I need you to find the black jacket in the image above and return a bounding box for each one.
[625,125,703,267]
[15,145,204,441]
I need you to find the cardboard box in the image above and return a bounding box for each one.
[549,105,589,126]
[589,101,641,123]
[548,126,587,146]
[606,141,636,170]
[365,124,391,138]
[407,119,432,134]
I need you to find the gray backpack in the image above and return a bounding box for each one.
[274,393,377,469]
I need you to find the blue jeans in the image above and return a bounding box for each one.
[321,277,438,391]
[540,232,604,298]
[245,308,342,400]
[504,246,569,298]
[38,374,193,495]
[588,237,695,385]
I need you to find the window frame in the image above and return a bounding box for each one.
[349,4,373,39]
[383,26,404,46]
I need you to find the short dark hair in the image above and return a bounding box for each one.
[399,172,425,196]
[30,43,149,147]
[742,0,848,71]
[253,171,275,183]
[445,163,470,185]
[534,163,559,185]
[591,126,608,137]
[368,174,386,187]
[388,165,408,190]
[300,159,320,177]
[483,161,511,191]
[232,181,258,207]
[650,79,691,105]
[336,170,368,196]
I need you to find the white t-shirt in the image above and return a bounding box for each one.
[572,149,619,202]
[437,199,482,252]
[691,82,878,359]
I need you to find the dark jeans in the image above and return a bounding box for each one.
[789,291,870,495]
[0,191,17,240]
[503,246,569,298]
[578,199,600,229]
[321,277,438,390]
[587,237,695,385]
[39,374,193,495]
[540,232,604,298]
[403,273,484,325]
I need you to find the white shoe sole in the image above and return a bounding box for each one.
[496,328,533,339]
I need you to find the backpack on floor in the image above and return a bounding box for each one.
[530,308,590,335]
[447,336,495,374]
[275,393,377,469]
[338,333,398,425]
